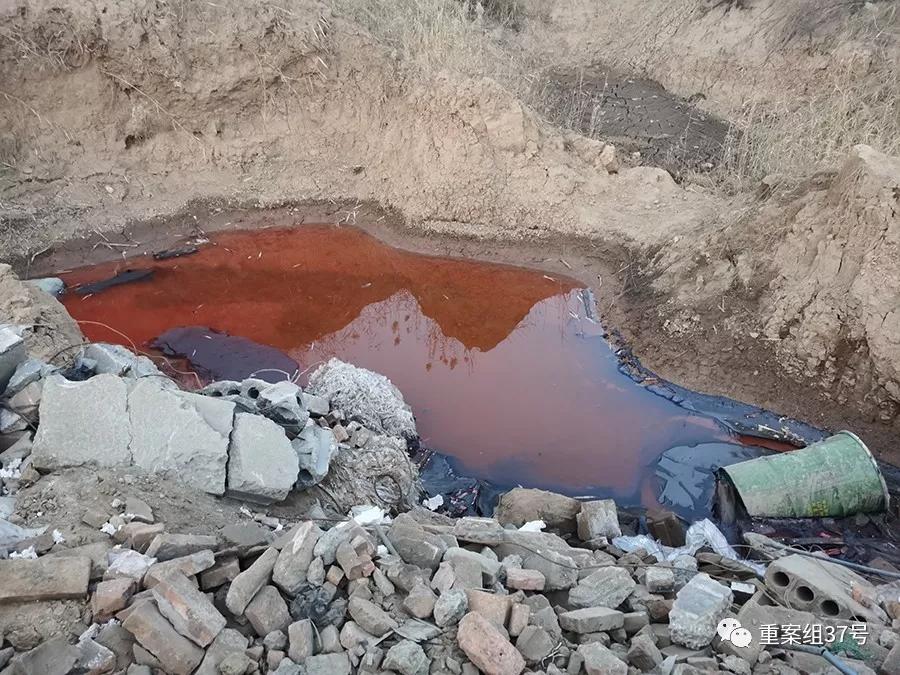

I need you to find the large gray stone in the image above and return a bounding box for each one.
[578,642,628,675]
[226,548,278,615]
[559,607,624,633]
[245,585,291,636]
[307,358,416,440]
[82,343,165,380]
[304,653,351,675]
[291,423,338,488]
[348,596,399,636]
[522,548,578,591]
[194,628,249,675]
[226,413,299,504]
[128,379,234,495]
[301,392,329,417]
[453,517,505,546]
[31,374,131,470]
[8,636,79,675]
[312,520,369,565]
[569,566,636,609]
[273,521,322,595]
[287,619,315,663]
[0,556,90,603]
[256,381,309,430]
[443,547,500,585]
[152,571,226,647]
[494,488,582,532]
[388,521,447,570]
[434,588,468,626]
[383,640,429,675]
[0,326,26,393]
[669,573,733,649]
[576,499,621,542]
[121,600,205,674]
[5,358,57,396]
[516,625,555,664]
[627,633,663,671]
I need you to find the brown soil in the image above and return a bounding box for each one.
[2,1,899,473]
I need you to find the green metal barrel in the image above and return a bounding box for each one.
[719,431,889,518]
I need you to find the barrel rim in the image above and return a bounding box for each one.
[836,429,890,512]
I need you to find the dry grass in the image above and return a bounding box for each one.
[331,0,898,189]
[721,57,900,188]
[714,1,900,188]
[329,0,513,76]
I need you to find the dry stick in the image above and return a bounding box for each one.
[0,90,73,143]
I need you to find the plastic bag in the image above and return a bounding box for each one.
[614,518,766,576]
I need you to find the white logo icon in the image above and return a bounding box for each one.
[717,619,753,648]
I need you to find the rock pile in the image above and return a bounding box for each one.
[0,488,895,675]
[1,341,419,511]
[0,326,895,675]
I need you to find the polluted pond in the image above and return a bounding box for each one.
[52,224,816,519]
[0,226,898,675]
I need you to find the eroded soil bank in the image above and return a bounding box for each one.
[3,1,899,476]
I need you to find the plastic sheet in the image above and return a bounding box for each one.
[613,518,766,576]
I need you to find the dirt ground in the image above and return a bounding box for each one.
[1,1,899,466]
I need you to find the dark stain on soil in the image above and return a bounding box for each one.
[542,65,730,178]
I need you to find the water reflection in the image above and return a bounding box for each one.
[60,225,751,506]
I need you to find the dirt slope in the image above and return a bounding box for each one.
[0,0,716,260]
[636,146,900,441]
[1,0,899,451]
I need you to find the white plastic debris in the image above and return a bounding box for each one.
[422,495,444,511]
[0,458,22,480]
[10,545,37,559]
[613,518,765,576]
[100,522,117,536]
[519,520,546,532]
[52,529,65,544]
[106,549,156,581]
[351,505,391,526]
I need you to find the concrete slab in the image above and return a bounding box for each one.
[128,379,234,495]
[0,556,91,603]
[226,413,298,504]
[31,374,131,470]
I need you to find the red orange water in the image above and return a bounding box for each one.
[60,225,749,504]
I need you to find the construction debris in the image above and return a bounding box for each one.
[0,342,893,675]
[10,344,420,512]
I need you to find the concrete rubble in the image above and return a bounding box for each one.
[5,343,420,509]
[1,485,891,675]
[0,340,893,675]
